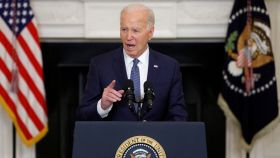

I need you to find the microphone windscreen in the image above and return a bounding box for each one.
[124,79,134,90]
[144,81,153,91]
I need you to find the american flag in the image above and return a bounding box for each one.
[0,0,48,146]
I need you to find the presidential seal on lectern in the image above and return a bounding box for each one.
[115,135,166,158]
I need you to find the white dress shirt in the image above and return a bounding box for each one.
[97,47,150,118]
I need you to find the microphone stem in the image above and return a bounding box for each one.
[137,102,142,121]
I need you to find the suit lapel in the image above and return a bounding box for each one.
[112,48,127,89]
[147,49,159,85]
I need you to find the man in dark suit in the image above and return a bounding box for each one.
[76,3,187,121]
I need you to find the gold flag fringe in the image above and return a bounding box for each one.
[217,94,280,152]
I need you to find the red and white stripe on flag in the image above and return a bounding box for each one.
[0,1,48,146]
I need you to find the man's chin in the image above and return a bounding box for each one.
[124,50,138,58]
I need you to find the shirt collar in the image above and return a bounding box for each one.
[123,47,149,66]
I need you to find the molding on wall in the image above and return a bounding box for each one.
[31,1,84,38]
[176,1,232,38]
[30,0,234,39]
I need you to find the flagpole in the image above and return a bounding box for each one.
[245,2,252,158]
[246,152,250,158]
[13,126,15,158]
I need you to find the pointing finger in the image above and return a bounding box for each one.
[107,80,116,89]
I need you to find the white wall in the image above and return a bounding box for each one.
[30,0,234,39]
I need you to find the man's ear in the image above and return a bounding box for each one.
[149,26,155,40]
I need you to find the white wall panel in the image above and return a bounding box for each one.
[0,107,13,158]
[31,1,84,38]
[84,2,177,38]
[31,0,235,39]
[177,1,233,38]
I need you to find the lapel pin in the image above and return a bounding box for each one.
[154,65,158,68]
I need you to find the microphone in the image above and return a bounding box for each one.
[144,81,155,110]
[123,80,135,109]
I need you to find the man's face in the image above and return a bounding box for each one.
[120,10,154,58]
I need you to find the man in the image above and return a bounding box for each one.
[76,3,187,121]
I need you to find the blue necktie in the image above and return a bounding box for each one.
[130,59,141,103]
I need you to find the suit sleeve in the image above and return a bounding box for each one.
[166,61,188,121]
[76,58,105,121]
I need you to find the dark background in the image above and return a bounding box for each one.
[36,40,226,158]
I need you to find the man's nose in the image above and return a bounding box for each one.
[127,31,133,40]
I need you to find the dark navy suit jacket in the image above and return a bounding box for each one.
[76,47,187,121]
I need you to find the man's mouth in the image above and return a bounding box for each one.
[126,44,136,49]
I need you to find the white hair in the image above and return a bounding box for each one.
[121,3,155,29]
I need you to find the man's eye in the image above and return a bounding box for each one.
[133,29,139,33]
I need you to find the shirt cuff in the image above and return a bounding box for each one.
[97,100,112,118]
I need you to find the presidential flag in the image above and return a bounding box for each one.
[218,0,279,151]
[0,0,48,146]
